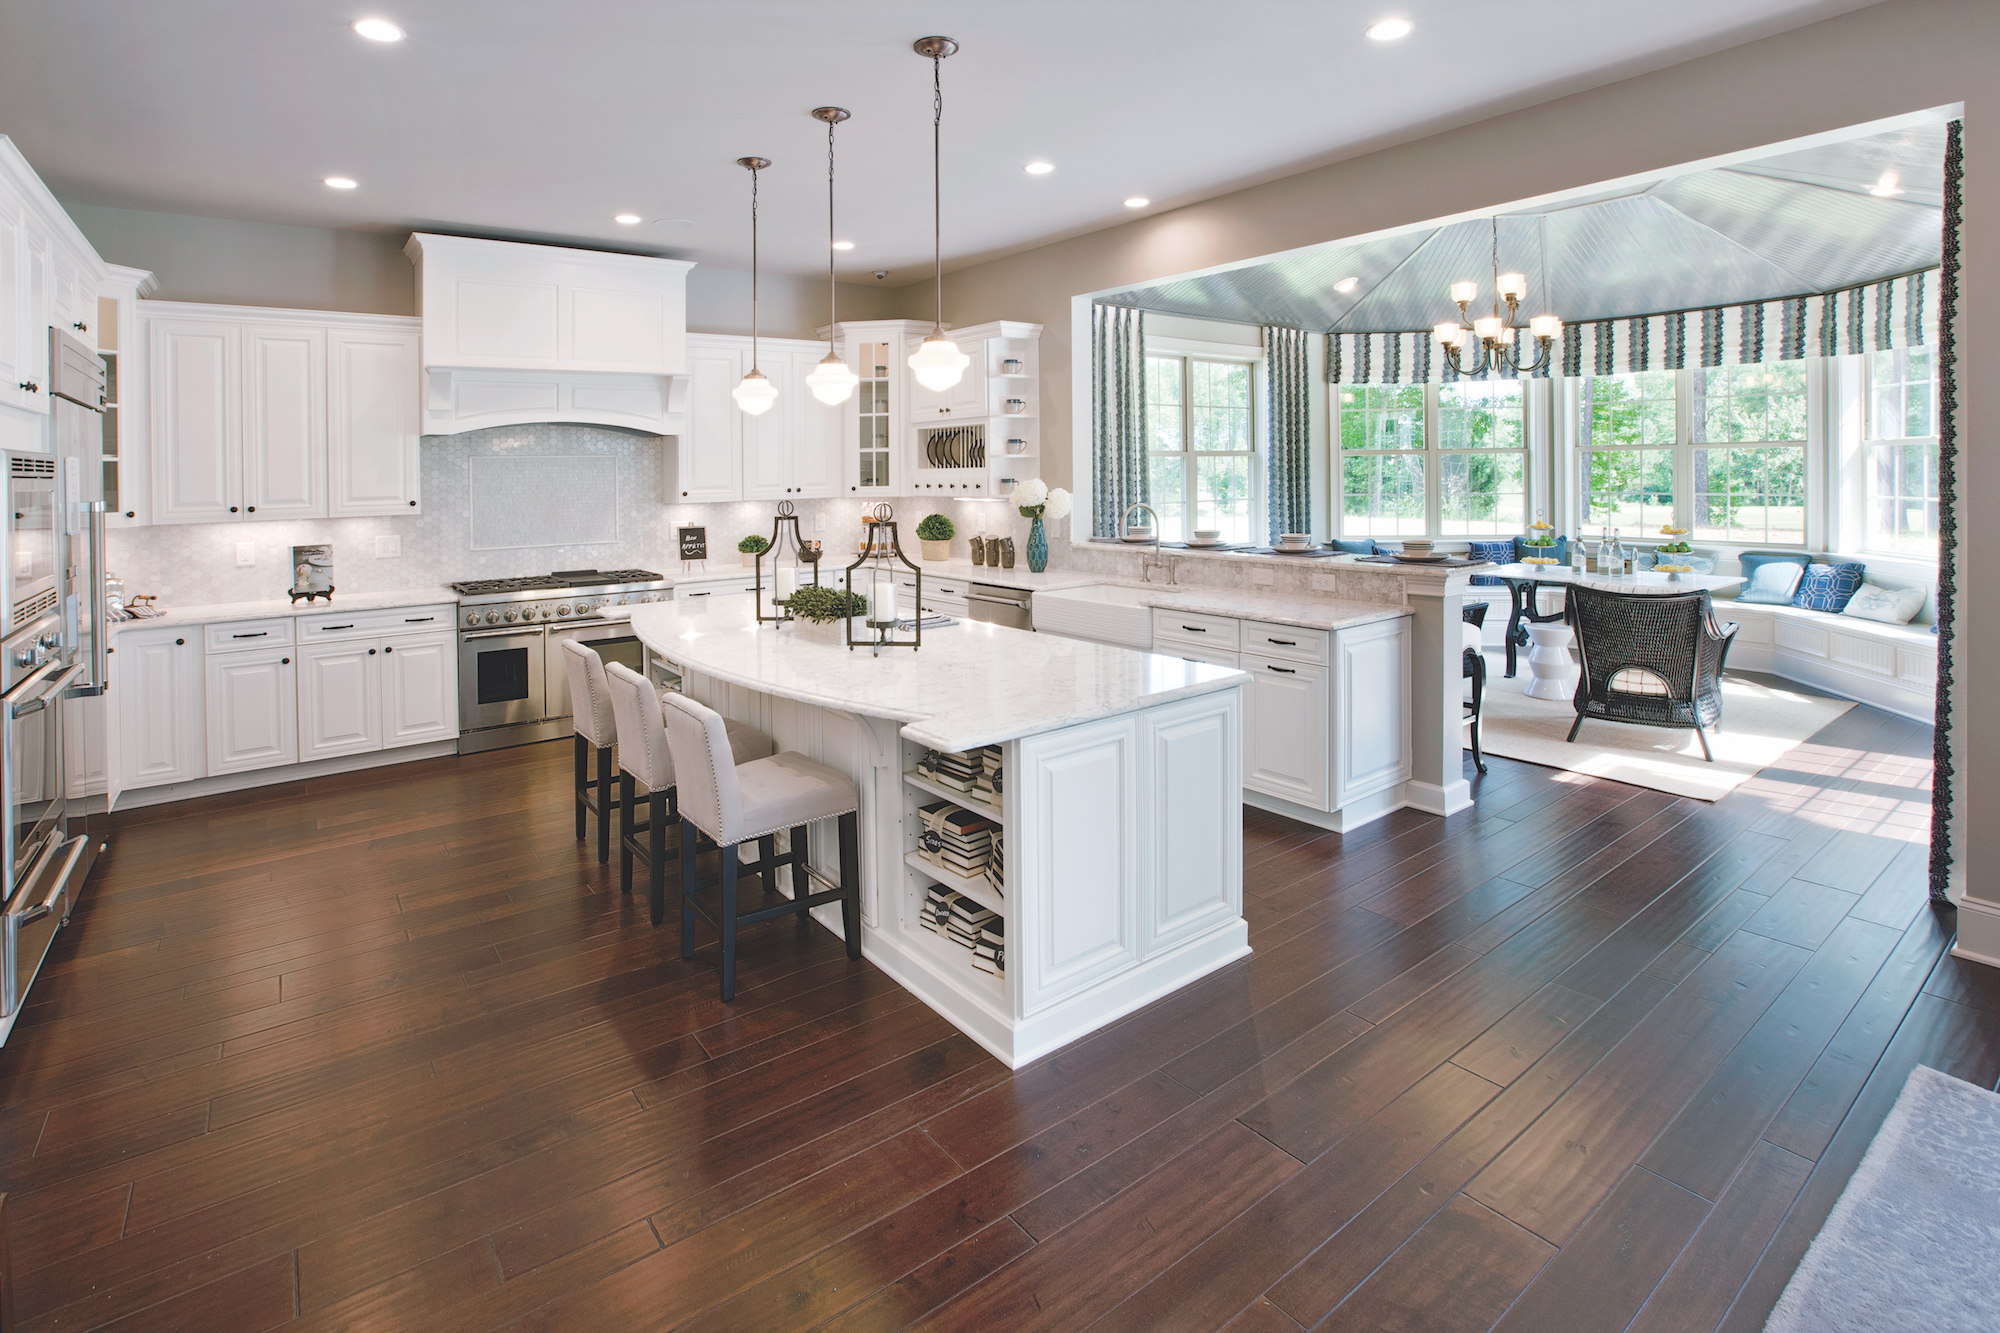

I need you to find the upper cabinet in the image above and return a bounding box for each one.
[97,265,163,527]
[667,336,842,505]
[0,137,106,442]
[405,233,695,436]
[146,302,421,525]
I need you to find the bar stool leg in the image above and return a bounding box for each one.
[757,834,777,896]
[836,812,862,961]
[647,789,668,925]
[679,816,698,961]
[719,844,741,1002]
[597,745,616,863]
[618,772,636,894]
[789,826,811,926]
[573,734,589,840]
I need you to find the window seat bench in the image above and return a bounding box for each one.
[1717,599,1936,722]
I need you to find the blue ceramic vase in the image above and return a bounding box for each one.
[1026,517,1048,573]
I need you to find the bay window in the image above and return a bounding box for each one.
[1146,354,1259,543]
[1337,380,1526,539]
[1864,346,1940,556]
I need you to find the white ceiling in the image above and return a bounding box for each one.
[0,0,1883,282]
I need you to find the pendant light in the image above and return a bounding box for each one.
[907,36,970,393]
[731,155,779,416]
[804,106,860,406]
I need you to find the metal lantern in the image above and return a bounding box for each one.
[754,500,820,625]
[844,503,923,655]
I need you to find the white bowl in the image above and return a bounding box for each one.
[1193,529,1222,540]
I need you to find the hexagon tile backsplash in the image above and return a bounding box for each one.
[105,424,1039,608]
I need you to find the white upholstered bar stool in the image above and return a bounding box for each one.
[602,662,774,926]
[561,638,622,864]
[660,690,862,1003]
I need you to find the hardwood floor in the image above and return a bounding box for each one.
[0,698,1989,1331]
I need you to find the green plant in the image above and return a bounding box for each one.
[915,513,955,542]
[785,584,867,623]
[738,534,770,555]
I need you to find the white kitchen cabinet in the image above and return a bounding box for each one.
[49,247,91,352]
[791,350,843,497]
[0,195,24,413]
[905,331,988,421]
[329,327,420,516]
[298,638,381,761]
[243,323,326,519]
[670,339,744,502]
[1333,616,1412,807]
[0,141,105,438]
[13,222,50,418]
[742,348,842,501]
[382,631,456,746]
[115,628,206,789]
[1243,654,1330,809]
[206,647,298,774]
[150,317,241,522]
[97,266,160,527]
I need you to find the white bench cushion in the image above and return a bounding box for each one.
[1718,599,1936,721]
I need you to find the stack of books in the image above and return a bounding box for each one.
[973,745,1003,808]
[972,917,1005,977]
[919,748,984,793]
[918,799,996,878]
[985,829,1004,899]
[920,885,1001,975]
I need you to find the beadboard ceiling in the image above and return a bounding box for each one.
[0,0,1880,281]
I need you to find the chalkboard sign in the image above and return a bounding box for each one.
[677,526,707,561]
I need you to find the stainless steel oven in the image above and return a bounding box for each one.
[545,618,643,721]
[459,625,546,733]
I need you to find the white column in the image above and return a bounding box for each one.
[1401,568,1473,817]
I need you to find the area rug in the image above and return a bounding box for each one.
[1763,1064,2000,1332]
[1475,661,1853,801]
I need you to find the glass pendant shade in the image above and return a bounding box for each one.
[732,367,778,415]
[805,351,859,405]
[908,333,970,391]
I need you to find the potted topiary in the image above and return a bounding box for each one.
[915,512,955,562]
[738,534,769,569]
[783,583,868,641]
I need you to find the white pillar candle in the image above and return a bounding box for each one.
[873,579,898,624]
[775,566,796,601]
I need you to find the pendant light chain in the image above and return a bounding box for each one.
[750,161,760,371]
[931,49,943,334]
[827,118,838,326]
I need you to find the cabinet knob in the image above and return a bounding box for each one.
[384,645,393,653]
[281,657,290,665]
[408,500,417,507]
[368,648,377,655]
[229,506,238,513]
[73,322,87,332]
[246,506,256,513]
[683,490,689,496]
[175,638,184,646]
[124,511,134,518]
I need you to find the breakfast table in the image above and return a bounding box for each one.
[1482,564,1745,679]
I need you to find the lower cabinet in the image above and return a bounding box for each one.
[1242,654,1330,808]
[206,647,298,775]
[382,632,457,746]
[115,628,205,789]
[299,630,457,760]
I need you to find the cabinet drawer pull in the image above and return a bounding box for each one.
[404,616,434,623]
[1266,665,1297,674]
[1267,638,1296,646]
[320,624,354,631]
[1180,625,1207,633]
[231,631,268,639]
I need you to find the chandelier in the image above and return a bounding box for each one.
[1433,218,1561,377]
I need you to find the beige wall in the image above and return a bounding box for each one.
[60,201,901,335]
[930,0,1989,909]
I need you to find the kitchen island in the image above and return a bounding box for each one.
[629,595,1249,1068]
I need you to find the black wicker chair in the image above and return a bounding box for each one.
[1462,603,1489,775]
[1564,585,1738,762]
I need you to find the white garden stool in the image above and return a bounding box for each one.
[1523,621,1580,701]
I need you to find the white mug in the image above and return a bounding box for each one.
[1004,398,1026,414]
[1001,358,1022,374]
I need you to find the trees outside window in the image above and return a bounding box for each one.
[1864,346,1940,557]
[1146,355,1259,543]
[1336,380,1524,539]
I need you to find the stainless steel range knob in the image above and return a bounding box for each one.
[484,611,500,624]
[573,601,592,615]
[521,606,538,620]
[465,611,479,625]
[555,604,570,617]
[503,609,518,622]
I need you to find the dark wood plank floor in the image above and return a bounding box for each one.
[1,695,1991,1332]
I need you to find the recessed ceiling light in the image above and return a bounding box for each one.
[614,213,642,225]
[1335,276,1360,293]
[832,240,855,250]
[1868,172,1905,197]
[654,218,696,229]
[1365,17,1414,40]
[351,17,405,42]
[1025,161,1054,175]
[324,177,358,190]
[1124,197,1150,209]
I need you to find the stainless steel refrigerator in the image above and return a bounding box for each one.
[0,328,110,1042]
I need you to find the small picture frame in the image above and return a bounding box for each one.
[678,525,708,574]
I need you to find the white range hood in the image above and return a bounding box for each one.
[404,233,695,436]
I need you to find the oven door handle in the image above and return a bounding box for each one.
[963,593,1029,608]
[1,657,63,706]
[6,661,84,717]
[14,836,86,926]
[462,627,547,642]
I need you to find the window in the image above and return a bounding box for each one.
[1864,346,1939,556]
[1146,354,1258,543]
[1337,380,1524,539]
[1582,363,1806,546]
[1338,384,1426,537]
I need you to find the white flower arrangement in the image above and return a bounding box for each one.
[1014,477,1048,509]
[1016,480,1071,522]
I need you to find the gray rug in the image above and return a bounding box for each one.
[1764,1064,2000,1332]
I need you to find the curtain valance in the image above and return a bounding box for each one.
[1327,270,1939,386]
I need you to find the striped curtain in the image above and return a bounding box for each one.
[1264,326,1311,543]
[1327,271,1940,385]
[1931,120,1962,903]
[1090,304,1147,539]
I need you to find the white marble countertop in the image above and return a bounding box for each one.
[629,594,1247,753]
[1484,563,1744,594]
[113,585,461,631]
[1141,587,1408,632]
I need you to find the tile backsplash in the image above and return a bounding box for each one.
[108,424,1046,608]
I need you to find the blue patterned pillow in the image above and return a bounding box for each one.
[1466,539,1515,586]
[1329,539,1377,556]
[1792,561,1866,614]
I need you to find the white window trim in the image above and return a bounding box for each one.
[1144,340,1264,542]
[1331,379,1539,543]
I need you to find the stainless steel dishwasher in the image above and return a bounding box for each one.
[965,582,1033,631]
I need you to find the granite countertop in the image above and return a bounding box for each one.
[113,585,462,631]
[628,596,1247,753]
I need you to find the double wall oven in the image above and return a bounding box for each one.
[453,570,670,753]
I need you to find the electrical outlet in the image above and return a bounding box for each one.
[1251,565,1275,587]
[814,512,826,533]
[235,541,254,568]
[1311,573,1339,592]
[374,535,402,558]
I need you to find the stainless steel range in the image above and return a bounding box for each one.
[451,569,670,753]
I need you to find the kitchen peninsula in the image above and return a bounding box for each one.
[629,595,1249,1067]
